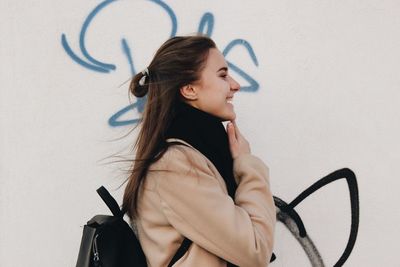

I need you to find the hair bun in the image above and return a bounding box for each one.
[130,72,149,97]
[132,83,148,97]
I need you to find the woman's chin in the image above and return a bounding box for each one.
[220,112,236,122]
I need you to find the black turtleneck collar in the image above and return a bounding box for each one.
[165,101,237,199]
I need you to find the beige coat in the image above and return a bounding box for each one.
[135,139,276,267]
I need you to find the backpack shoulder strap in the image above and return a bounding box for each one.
[96,186,123,217]
[97,140,194,266]
[168,237,192,267]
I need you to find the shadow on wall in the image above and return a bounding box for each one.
[60,1,360,266]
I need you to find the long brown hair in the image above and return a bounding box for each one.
[122,35,216,219]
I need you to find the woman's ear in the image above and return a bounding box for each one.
[180,84,198,101]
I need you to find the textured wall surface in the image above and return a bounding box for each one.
[1,0,399,266]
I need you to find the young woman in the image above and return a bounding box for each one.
[123,35,276,267]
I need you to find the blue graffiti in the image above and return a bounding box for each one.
[61,0,176,74]
[149,0,177,37]
[223,39,259,92]
[198,12,214,36]
[60,0,260,127]
[77,0,116,71]
[223,39,259,66]
[108,101,142,127]
[121,38,136,78]
[61,0,116,73]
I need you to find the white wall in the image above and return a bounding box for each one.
[1,0,399,266]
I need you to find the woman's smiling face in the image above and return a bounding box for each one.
[184,48,241,121]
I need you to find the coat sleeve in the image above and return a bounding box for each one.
[154,146,276,267]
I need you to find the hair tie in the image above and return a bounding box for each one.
[141,68,149,76]
[139,68,149,86]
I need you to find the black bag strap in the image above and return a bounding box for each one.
[96,186,124,217]
[96,186,192,266]
[168,237,192,267]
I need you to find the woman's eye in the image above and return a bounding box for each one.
[220,74,228,79]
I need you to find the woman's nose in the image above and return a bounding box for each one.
[230,76,240,92]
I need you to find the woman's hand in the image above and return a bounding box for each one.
[227,120,251,159]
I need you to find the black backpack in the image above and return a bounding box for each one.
[75,186,192,267]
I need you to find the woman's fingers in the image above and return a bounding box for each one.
[227,121,251,159]
[227,122,236,140]
[227,122,237,145]
[231,120,241,138]
[227,122,238,158]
